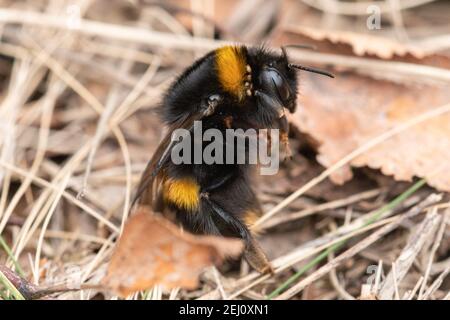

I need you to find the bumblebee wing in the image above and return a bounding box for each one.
[130,130,170,208]
[131,114,201,208]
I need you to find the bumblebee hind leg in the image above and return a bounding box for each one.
[244,237,274,274]
[200,194,273,274]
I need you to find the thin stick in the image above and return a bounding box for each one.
[379,208,441,299]
[391,262,400,300]
[418,210,449,299]
[262,189,381,229]
[407,276,424,300]
[420,267,450,300]
[1,8,449,83]
[373,260,383,295]
[0,160,119,233]
[273,193,437,300]
[300,0,437,16]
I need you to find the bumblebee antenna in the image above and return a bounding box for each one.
[288,63,335,78]
[282,45,334,78]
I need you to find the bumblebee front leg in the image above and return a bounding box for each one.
[278,114,292,161]
[201,94,222,117]
[200,171,234,196]
[263,113,292,161]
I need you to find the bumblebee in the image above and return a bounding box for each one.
[132,45,333,273]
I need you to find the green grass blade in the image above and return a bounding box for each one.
[0,268,25,300]
[0,234,25,276]
[267,179,427,299]
[0,288,10,300]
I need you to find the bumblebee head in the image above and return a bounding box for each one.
[215,46,333,117]
[255,53,298,113]
[250,46,334,115]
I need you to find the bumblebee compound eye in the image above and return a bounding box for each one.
[258,67,292,106]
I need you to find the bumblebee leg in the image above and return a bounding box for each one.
[224,116,233,129]
[254,90,285,127]
[200,171,235,195]
[278,115,292,161]
[254,90,284,118]
[201,196,250,240]
[245,237,274,274]
[201,195,273,274]
[245,64,253,97]
[201,94,222,117]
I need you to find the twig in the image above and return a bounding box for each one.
[274,193,439,299]
[379,208,441,299]
[420,267,450,300]
[373,260,384,295]
[211,267,228,300]
[0,264,102,300]
[0,265,29,299]
[391,262,400,300]
[328,251,355,300]
[407,276,424,300]
[261,189,381,229]
[0,159,119,233]
[288,49,450,84]
[0,8,221,51]
[418,209,449,298]
[2,8,450,85]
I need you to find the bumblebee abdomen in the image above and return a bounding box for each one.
[163,177,200,212]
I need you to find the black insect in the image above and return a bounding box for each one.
[132,45,333,273]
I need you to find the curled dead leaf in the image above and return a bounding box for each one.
[290,73,450,191]
[283,26,426,59]
[102,207,244,297]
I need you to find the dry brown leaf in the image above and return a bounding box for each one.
[283,26,426,59]
[103,207,243,297]
[290,73,450,191]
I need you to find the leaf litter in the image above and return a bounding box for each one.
[0,0,449,300]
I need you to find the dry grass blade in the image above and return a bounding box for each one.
[0,160,119,233]
[379,208,442,299]
[1,0,449,301]
[262,189,381,229]
[0,265,25,300]
[254,102,450,230]
[226,187,436,300]
[420,267,450,300]
[418,209,449,298]
[0,8,220,51]
[2,8,450,83]
[274,193,439,299]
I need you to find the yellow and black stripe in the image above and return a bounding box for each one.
[163,177,200,212]
[215,46,248,101]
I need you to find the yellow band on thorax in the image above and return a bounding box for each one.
[215,46,247,101]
